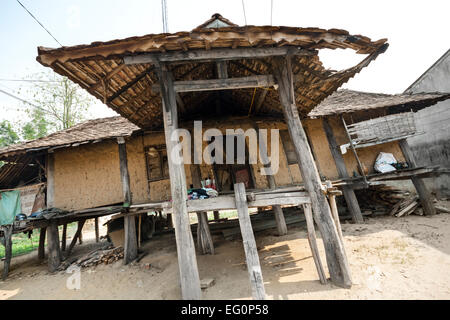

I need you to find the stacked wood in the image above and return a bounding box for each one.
[353,185,413,216]
[389,195,421,217]
[59,245,124,270]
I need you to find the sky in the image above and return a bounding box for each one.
[0,0,449,125]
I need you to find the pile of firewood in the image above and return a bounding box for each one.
[353,185,412,216]
[59,245,124,270]
[389,194,422,217]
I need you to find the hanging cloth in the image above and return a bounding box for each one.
[0,190,21,226]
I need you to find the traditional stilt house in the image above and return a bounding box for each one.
[2,14,447,299]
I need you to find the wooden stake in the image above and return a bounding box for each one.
[94,218,99,243]
[66,219,86,258]
[234,182,266,300]
[47,220,61,272]
[399,139,436,215]
[273,55,352,288]
[61,223,67,251]
[38,227,46,260]
[302,203,327,284]
[2,225,13,280]
[157,62,201,300]
[322,118,364,223]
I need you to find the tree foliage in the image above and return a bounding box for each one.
[0,120,19,147]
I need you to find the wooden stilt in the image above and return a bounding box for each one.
[234,182,266,300]
[302,203,327,284]
[66,219,86,257]
[273,55,352,288]
[157,62,201,300]
[94,218,99,243]
[38,227,46,260]
[61,223,67,251]
[117,137,138,264]
[213,211,220,221]
[138,215,142,249]
[191,164,214,255]
[77,221,83,244]
[47,220,61,272]
[253,122,287,235]
[322,118,364,223]
[2,225,13,280]
[399,139,436,215]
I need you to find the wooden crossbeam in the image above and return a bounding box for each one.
[124,47,315,65]
[152,75,275,93]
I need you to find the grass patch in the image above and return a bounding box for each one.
[0,222,78,259]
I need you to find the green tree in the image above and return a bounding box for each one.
[17,70,93,138]
[0,120,19,147]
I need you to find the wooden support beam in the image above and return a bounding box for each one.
[46,153,55,208]
[399,139,436,215]
[234,183,266,300]
[66,219,86,258]
[302,203,327,284]
[152,75,275,94]
[157,62,201,300]
[61,223,67,251]
[273,55,352,288]
[38,227,46,260]
[78,221,83,244]
[47,220,61,272]
[191,164,214,255]
[2,225,13,280]
[216,61,228,79]
[95,218,99,243]
[253,122,287,236]
[213,211,220,221]
[322,118,364,223]
[125,47,315,65]
[117,137,138,263]
[252,89,268,114]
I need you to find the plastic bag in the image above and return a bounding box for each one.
[374,152,397,173]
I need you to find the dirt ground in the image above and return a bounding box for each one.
[1,201,450,300]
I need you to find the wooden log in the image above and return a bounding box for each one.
[234,183,266,300]
[157,62,201,300]
[123,215,138,264]
[66,219,86,257]
[322,118,364,223]
[94,218,99,243]
[38,227,46,260]
[302,203,327,284]
[273,55,352,288]
[152,75,275,93]
[61,223,67,251]
[399,139,436,215]
[47,220,61,272]
[124,46,314,65]
[328,193,344,244]
[2,225,13,280]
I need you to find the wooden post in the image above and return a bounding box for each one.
[213,211,220,221]
[190,164,214,255]
[273,55,352,288]
[38,227,46,260]
[78,221,83,244]
[94,218,99,243]
[117,137,138,264]
[302,203,327,284]
[234,183,266,300]
[399,139,436,215]
[46,153,55,208]
[61,223,67,251]
[157,62,201,300]
[66,219,86,257]
[253,122,287,235]
[322,118,364,223]
[2,225,13,280]
[47,220,61,272]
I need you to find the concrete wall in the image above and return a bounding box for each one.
[405,50,450,198]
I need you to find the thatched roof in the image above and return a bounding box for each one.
[308,89,450,117]
[36,14,388,129]
[0,117,139,159]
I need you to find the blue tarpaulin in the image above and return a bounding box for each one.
[0,190,21,226]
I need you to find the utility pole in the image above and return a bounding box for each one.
[161,0,168,33]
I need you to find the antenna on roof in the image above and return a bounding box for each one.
[161,0,169,33]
